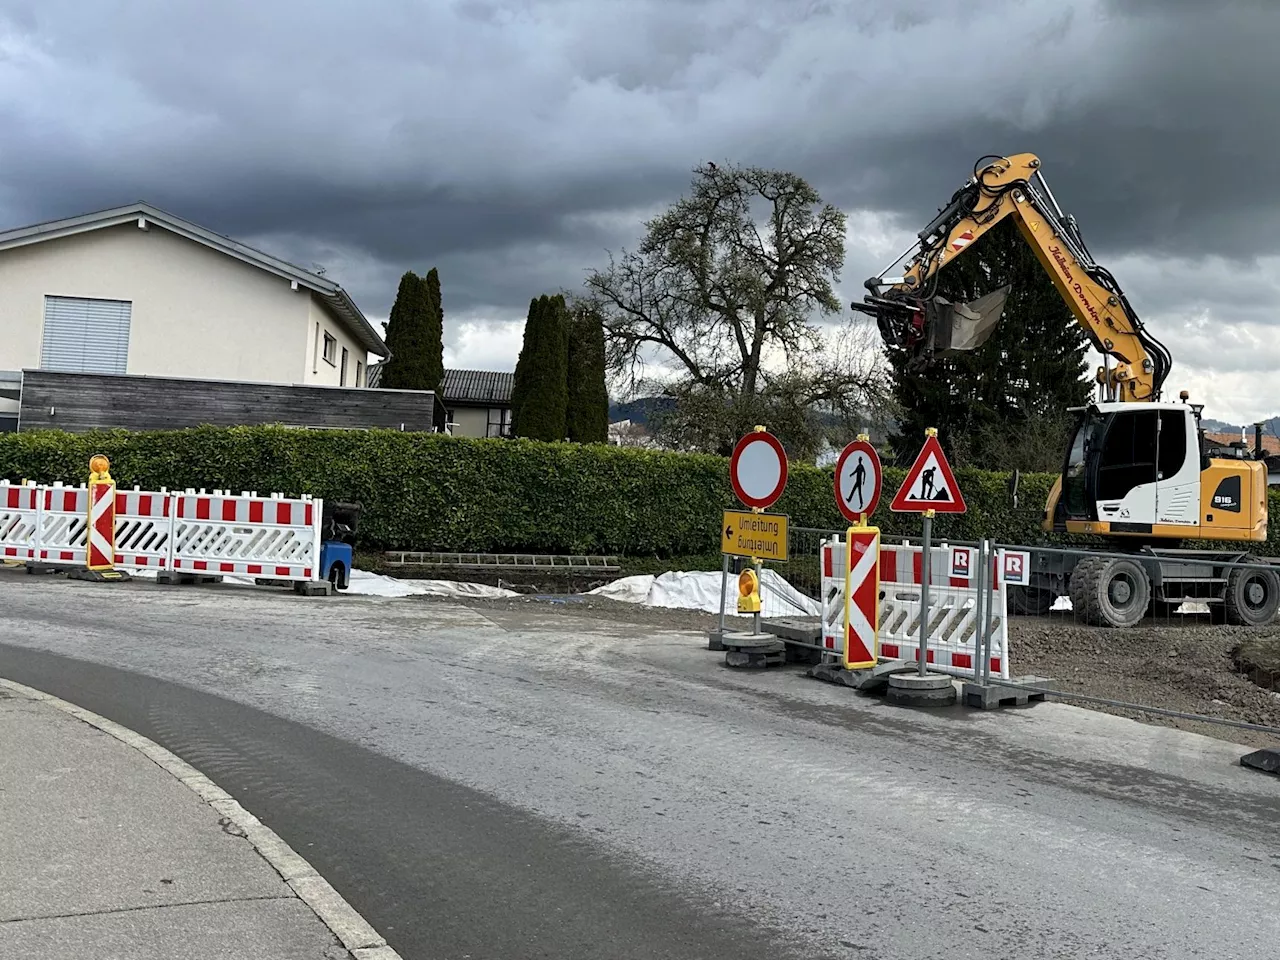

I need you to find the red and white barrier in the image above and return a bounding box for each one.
[876,541,1009,679]
[820,535,1010,680]
[819,538,846,658]
[114,488,173,569]
[0,481,40,561]
[35,483,89,566]
[1,480,323,583]
[171,490,319,579]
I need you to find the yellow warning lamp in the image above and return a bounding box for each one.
[737,567,761,614]
[89,455,112,482]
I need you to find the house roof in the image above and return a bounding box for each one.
[441,369,514,405]
[1204,430,1280,455]
[364,364,513,405]
[0,202,388,359]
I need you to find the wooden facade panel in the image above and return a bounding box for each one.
[18,370,438,433]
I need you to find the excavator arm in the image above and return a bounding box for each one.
[855,153,1172,402]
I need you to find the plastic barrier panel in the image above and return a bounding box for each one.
[170,491,321,579]
[35,484,89,566]
[0,481,39,561]
[874,542,1009,679]
[820,537,847,658]
[114,488,173,569]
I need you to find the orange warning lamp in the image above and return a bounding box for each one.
[737,567,761,614]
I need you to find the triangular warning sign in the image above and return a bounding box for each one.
[890,434,966,514]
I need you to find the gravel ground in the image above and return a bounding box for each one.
[453,594,1280,748]
[1010,615,1280,748]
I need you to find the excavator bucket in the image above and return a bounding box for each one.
[925,285,1011,355]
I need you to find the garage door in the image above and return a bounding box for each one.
[40,295,132,374]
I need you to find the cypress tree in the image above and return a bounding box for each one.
[887,218,1090,470]
[378,270,437,391]
[422,267,446,395]
[566,302,609,443]
[510,294,569,441]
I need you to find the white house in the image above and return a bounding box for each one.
[0,202,388,431]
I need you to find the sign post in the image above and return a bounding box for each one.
[889,428,965,686]
[719,427,790,666]
[833,434,884,670]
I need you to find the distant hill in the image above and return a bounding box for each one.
[1200,416,1280,438]
[608,397,675,427]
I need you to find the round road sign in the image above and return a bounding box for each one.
[834,439,882,524]
[730,431,789,510]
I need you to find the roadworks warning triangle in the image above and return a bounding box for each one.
[890,434,967,514]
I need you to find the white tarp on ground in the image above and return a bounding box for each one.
[125,566,518,599]
[588,570,820,618]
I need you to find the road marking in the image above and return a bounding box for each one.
[0,675,402,960]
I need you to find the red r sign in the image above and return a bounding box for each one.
[1000,549,1031,586]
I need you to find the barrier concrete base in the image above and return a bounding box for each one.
[1240,748,1280,777]
[24,562,63,576]
[67,568,132,583]
[293,580,334,597]
[706,628,728,652]
[808,660,918,693]
[886,671,957,707]
[156,572,224,586]
[723,632,785,669]
[962,676,1058,710]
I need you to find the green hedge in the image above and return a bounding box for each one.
[1,426,1277,557]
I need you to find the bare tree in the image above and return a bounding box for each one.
[584,162,890,457]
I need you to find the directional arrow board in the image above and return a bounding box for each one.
[890,433,967,514]
[834,439,882,524]
[721,509,789,561]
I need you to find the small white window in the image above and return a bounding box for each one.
[323,332,337,366]
[340,347,349,386]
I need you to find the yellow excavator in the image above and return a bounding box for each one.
[854,153,1278,628]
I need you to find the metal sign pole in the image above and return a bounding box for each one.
[974,539,989,680]
[717,553,729,634]
[982,543,995,686]
[752,557,763,633]
[917,509,934,677]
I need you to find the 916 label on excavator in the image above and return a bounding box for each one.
[1212,476,1242,513]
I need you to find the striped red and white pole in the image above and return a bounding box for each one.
[86,455,117,571]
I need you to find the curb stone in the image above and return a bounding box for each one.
[0,676,403,960]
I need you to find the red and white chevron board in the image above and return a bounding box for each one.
[843,527,880,670]
[87,480,116,570]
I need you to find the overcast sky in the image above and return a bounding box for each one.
[2,0,1278,423]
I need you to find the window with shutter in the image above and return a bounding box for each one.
[40,296,132,374]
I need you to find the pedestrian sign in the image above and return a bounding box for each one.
[834,439,882,525]
[890,432,966,514]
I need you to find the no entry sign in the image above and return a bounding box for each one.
[730,430,788,510]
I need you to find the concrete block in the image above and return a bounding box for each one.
[885,671,957,707]
[293,580,333,597]
[962,676,1058,710]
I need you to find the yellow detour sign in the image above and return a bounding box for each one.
[721,510,789,561]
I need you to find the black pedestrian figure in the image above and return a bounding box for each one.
[845,458,867,509]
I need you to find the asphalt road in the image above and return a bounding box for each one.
[2,570,1279,960]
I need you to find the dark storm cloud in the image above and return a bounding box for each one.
[0,0,1277,326]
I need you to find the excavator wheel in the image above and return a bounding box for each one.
[1068,556,1150,629]
[1007,584,1055,617]
[1219,559,1280,627]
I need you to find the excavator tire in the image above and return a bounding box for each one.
[1221,559,1280,627]
[1007,584,1054,616]
[1068,555,1150,629]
